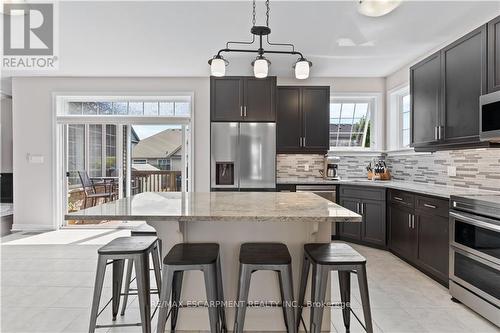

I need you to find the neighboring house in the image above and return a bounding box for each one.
[131,129,182,171]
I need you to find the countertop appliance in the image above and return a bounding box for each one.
[320,155,340,180]
[480,90,500,142]
[211,122,275,190]
[449,194,500,327]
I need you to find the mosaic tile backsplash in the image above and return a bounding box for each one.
[277,149,500,191]
[386,149,500,191]
[276,154,384,180]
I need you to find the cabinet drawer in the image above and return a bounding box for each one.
[389,189,415,208]
[339,186,386,201]
[415,195,449,218]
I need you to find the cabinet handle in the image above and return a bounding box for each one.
[408,214,411,228]
[412,215,415,229]
[361,203,364,215]
[244,106,247,117]
[303,136,306,147]
[356,202,360,214]
[394,196,403,201]
[439,126,443,140]
[240,106,243,117]
[434,126,439,141]
[299,137,303,147]
[423,203,436,209]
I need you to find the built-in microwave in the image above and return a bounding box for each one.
[480,90,500,142]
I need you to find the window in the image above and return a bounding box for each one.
[400,94,411,148]
[330,99,372,148]
[132,159,147,164]
[65,99,191,117]
[157,159,171,171]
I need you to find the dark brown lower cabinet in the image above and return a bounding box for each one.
[337,186,386,248]
[388,204,417,261]
[415,212,449,284]
[389,191,449,286]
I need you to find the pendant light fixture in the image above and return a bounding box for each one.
[208,0,312,79]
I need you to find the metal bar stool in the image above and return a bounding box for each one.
[156,243,227,333]
[89,236,162,333]
[234,242,296,333]
[296,242,373,333]
[121,224,162,316]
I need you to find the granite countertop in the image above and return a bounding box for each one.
[65,192,362,223]
[277,178,499,199]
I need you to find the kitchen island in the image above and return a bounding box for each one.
[67,191,361,331]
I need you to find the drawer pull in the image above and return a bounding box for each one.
[424,203,436,209]
[394,196,403,201]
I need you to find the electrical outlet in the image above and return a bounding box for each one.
[304,164,310,171]
[447,166,457,177]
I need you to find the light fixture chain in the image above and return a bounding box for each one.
[266,0,270,27]
[252,0,256,27]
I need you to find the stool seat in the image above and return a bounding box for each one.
[131,224,157,236]
[304,243,366,265]
[98,236,157,255]
[164,243,219,265]
[239,242,291,265]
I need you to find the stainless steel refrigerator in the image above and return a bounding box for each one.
[211,122,276,190]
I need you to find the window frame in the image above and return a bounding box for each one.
[329,93,380,152]
[387,85,412,151]
[399,93,411,149]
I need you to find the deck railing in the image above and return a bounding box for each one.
[131,170,181,193]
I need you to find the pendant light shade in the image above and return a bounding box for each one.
[358,0,401,17]
[208,55,227,77]
[294,58,311,80]
[252,56,270,78]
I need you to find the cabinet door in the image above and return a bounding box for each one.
[415,213,449,284]
[389,204,416,261]
[243,77,276,122]
[361,199,386,247]
[338,198,361,241]
[442,26,487,142]
[276,87,302,152]
[302,87,330,153]
[411,52,441,146]
[211,77,243,121]
[488,15,500,93]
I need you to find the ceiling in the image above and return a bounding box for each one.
[2,1,500,82]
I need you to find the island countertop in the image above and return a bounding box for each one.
[65,191,361,223]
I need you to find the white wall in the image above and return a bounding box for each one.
[1,95,13,173]
[11,77,210,231]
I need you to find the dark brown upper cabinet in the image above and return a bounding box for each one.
[210,76,276,122]
[276,86,330,154]
[410,24,488,151]
[411,52,441,147]
[488,15,500,93]
[442,25,487,144]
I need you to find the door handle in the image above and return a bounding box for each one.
[244,106,247,117]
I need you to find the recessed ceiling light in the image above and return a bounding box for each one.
[358,0,401,17]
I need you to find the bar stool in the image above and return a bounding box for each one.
[234,243,296,333]
[89,236,161,333]
[296,242,373,333]
[156,243,227,333]
[121,225,162,316]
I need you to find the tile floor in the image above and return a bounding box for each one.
[1,229,499,333]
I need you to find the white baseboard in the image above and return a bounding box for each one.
[11,223,57,232]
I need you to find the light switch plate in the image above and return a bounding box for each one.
[27,154,44,164]
[447,166,456,177]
